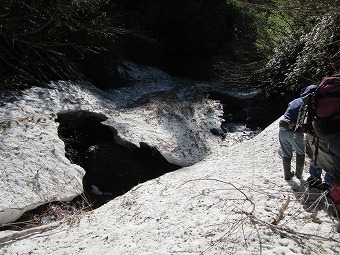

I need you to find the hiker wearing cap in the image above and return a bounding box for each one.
[278,85,317,180]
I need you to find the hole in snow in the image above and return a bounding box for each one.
[206,91,261,143]
[55,110,181,208]
[206,91,252,129]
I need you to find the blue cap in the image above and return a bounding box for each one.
[300,84,317,97]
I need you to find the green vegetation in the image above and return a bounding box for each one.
[246,2,340,128]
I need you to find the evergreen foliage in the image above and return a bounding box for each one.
[248,11,340,129]
[264,15,340,90]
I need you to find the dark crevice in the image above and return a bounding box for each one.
[205,91,257,131]
[55,110,181,208]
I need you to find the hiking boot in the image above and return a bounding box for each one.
[307,176,322,189]
[295,154,305,179]
[282,157,294,180]
[307,176,331,191]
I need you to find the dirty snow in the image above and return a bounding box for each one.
[0,62,339,254]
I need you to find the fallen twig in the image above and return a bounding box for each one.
[271,197,290,225]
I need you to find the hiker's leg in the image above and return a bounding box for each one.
[306,134,323,186]
[282,157,294,180]
[307,165,323,188]
[279,130,293,158]
[291,132,305,179]
[295,153,305,179]
[324,172,335,185]
[279,130,293,180]
[291,132,305,156]
[309,165,322,178]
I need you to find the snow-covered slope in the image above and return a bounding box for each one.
[1,117,339,255]
[0,63,339,254]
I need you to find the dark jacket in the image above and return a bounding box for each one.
[284,98,303,123]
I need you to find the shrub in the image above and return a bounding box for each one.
[0,0,126,89]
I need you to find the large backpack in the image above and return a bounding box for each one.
[296,75,340,138]
[295,76,340,169]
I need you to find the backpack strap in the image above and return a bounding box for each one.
[312,134,320,167]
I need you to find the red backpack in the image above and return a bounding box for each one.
[316,76,340,119]
[295,75,340,137]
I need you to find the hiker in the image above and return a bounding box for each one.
[301,75,340,206]
[278,85,317,180]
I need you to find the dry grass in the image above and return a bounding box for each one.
[0,193,92,233]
